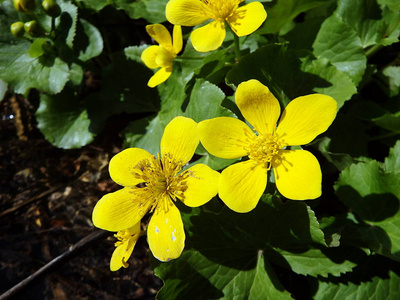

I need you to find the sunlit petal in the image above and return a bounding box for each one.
[235,79,280,135]
[227,2,267,36]
[272,150,322,200]
[198,117,253,159]
[110,222,141,271]
[141,45,160,69]
[219,160,267,213]
[148,67,172,88]
[166,0,210,26]
[276,94,337,146]
[191,20,226,52]
[182,163,220,207]
[146,24,172,49]
[155,46,175,68]
[173,25,183,54]
[148,198,185,261]
[109,148,153,187]
[92,188,149,232]
[160,116,199,165]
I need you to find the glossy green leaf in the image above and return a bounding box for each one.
[75,0,111,11]
[184,79,234,122]
[113,0,168,23]
[335,0,400,47]
[0,42,70,95]
[313,14,366,84]
[226,44,356,108]
[260,0,326,34]
[154,195,327,299]
[75,19,103,61]
[313,256,400,300]
[36,89,94,149]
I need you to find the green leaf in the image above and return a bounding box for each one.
[184,79,234,122]
[123,115,164,156]
[313,14,367,84]
[85,53,159,134]
[36,88,94,149]
[260,0,326,34]
[155,250,292,300]
[28,38,47,58]
[335,0,400,47]
[313,255,400,300]
[75,0,111,11]
[124,44,148,63]
[378,0,400,11]
[0,43,70,95]
[74,19,103,61]
[335,158,400,260]
[0,79,7,102]
[226,44,356,108]
[384,140,400,173]
[113,0,168,23]
[277,248,357,277]
[56,1,79,48]
[382,66,400,97]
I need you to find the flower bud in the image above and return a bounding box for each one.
[10,21,25,37]
[13,0,35,13]
[24,20,42,37]
[42,0,61,18]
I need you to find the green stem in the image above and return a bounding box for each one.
[175,56,204,61]
[365,44,384,59]
[233,32,241,61]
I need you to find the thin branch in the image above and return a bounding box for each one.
[0,229,112,300]
[0,185,63,218]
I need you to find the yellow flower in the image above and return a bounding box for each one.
[110,222,141,271]
[92,117,220,261]
[141,24,183,88]
[166,0,267,52]
[198,80,337,213]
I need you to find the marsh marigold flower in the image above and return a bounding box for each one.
[110,222,141,271]
[166,0,267,52]
[92,117,220,261]
[141,24,183,88]
[198,79,337,213]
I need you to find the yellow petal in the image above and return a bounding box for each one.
[191,20,226,52]
[92,188,148,232]
[155,46,175,68]
[148,197,185,261]
[148,67,172,88]
[198,117,253,159]
[166,0,210,26]
[181,163,220,207]
[141,45,160,69]
[173,25,183,54]
[160,116,199,165]
[272,150,322,200]
[235,79,280,135]
[219,160,267,213]
[227,2,267,37]
[146,24,172,49]
[276,94,337,146]
[109,148,153,187]
[110,222,141,271]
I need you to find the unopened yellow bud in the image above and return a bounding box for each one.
[13,0,35,13]
[10,21,25,37]
[42,0,61,18]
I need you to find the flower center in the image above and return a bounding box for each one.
[201,0,241,20]
[245,132,285,170]
[131,154,189,214]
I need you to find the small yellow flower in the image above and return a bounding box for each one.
[198,80,337,213]
[92,117,220,261]
[141,24,182,88]
[166,0,267,52]
[110,222,141,271]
